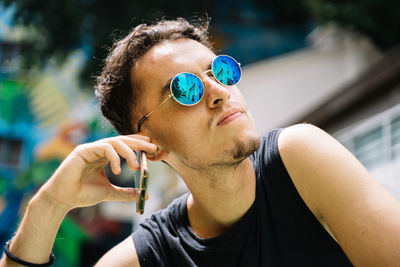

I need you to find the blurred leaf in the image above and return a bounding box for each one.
[1,0,399,90]
[304,0,400,49]
[0,79,33,123]
[0,0,213,87]
[15,159,61,188]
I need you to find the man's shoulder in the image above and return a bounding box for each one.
[95,236,140,267]
[272,123,327,161]
[277,123,400,265]
[277,123,321,148]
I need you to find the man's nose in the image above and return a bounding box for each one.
[203,76,230,108]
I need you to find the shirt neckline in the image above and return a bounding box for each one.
[176,184,257,250]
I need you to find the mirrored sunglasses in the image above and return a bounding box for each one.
[170,55,241,106]
[136,55,241,132]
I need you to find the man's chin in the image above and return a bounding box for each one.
[232,135,261,161]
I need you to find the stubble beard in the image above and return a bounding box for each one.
[179,135,261,171]
[232,136,261,161]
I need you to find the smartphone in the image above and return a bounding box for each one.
[136,150,149,214]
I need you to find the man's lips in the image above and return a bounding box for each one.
[217,109,243,126]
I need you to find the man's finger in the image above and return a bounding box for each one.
[100,143,121,174]
[108,140,139,170]
[106,185,140,202]
[119,137,158,154]
[126,134,150,141]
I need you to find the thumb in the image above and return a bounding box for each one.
[106,185,140,202]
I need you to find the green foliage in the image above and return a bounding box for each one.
[1,0,212,87]
[53,216,89,267]
[304,0,400,49]
[1,0,399,89]
[0,79,33,123]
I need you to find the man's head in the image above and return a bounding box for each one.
[95,18,260,173]
[95,18,213,135]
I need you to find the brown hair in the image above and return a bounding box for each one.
[94,18,213,134]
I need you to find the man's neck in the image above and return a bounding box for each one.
[184,158,256,238]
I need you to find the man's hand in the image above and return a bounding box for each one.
[0,134,157,267]
[38,134,158,211]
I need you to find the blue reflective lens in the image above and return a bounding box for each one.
[171,73,204,105]
[212,55,241,86]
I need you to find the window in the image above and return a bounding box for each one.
[391,116,400,159]
[0,137,23,167]
[353,126,385,168]
[334,103,400,170]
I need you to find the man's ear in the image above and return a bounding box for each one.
[146,145,169,162]
[139,128,169,161]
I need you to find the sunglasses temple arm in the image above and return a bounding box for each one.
[147,94,172,118]
[137,95,172,132]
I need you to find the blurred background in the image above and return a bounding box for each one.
[0,0,399,266]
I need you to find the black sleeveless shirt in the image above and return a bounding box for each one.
[132,128,353,266]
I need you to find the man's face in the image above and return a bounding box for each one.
[132,38,260,171]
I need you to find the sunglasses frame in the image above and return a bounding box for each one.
[210,54,242,87]
[170,72,205,107]
[136,54,241,133]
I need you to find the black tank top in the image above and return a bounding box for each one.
[132,128,353,266]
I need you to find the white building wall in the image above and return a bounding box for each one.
[240,24,382,135]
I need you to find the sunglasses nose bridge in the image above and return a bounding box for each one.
[202,68,226,87]
[202,74,231,108]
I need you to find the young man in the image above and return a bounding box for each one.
[1,18,400,267]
